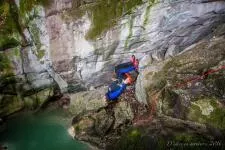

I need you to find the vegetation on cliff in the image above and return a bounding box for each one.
[64,0,157,40]
[85,0,143,40]
[19,0,50,17]
[0,0,55,117]
[145,36,225,129]
[0,1,21,50]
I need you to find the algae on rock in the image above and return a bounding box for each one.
[0,1,21,51]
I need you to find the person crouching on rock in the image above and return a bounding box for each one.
[115,55,139,80]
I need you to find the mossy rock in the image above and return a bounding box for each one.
[151,38,225,89]
[187,98,225,129]
[114,101,134,128]
[160,88,179,116]
[62,0,144,40]
[112,128,143,150]
[23,95,37,109]
[0,52,13,73]
[146,37,225,102]
[36,88,53,106]
[0,52,17,94]
[69,89,107,116]
[0,1,21,50]
[0,95,23,117]
[85,0,144,40]
[23,87,54,110]
[73,116,95,135]
[0,37,20,51]
[19,0,51,17]
[13,47,20,57]
[94,109,114,136]
[143,37,225,131]
[27,20,45,60]
[110,127,161,150]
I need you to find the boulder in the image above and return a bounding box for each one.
[69,87,107,116]
[113,101,134,129]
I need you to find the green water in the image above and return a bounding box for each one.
[0,110,88,150]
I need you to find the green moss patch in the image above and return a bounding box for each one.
[113,128,144,150]
[19,0,51,17]
[85,0,143,40]
[13,47,20,57]
[37,49,45,60]
[187,98,225,129]
[143,0,158,26]
[63,0,159,40]
[0,1,21,50]
[0,52,15,78]
[28,22,45,60]
[0,95,23,117]
[124,15,134,49]
[146,37,225,94]
[0,52,18,96]
[24,95,36,109]
[0,52,11,72]
[128,128,141,138]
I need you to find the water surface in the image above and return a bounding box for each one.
[0,109,88,150]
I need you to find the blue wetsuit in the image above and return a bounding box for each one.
[115,62,133,73]
[106,83,127,101]
[116,66,136,79]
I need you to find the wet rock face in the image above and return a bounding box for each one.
[1,0,225,117]
[0,45,56,117]
[1,0,225,94]
[33,0,225,88]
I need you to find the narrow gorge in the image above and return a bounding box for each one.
[0,0,225,149]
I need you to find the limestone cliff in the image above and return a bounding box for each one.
[70,33,225,149]
[42,0,225,89]
[0,0,225,148]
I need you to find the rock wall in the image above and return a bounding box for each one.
[136,34,225,129]
[41,0,225,89]
[1,0,225,116]
[68,31,225,148]
[12,0,225,89]
[0,1,57,117]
